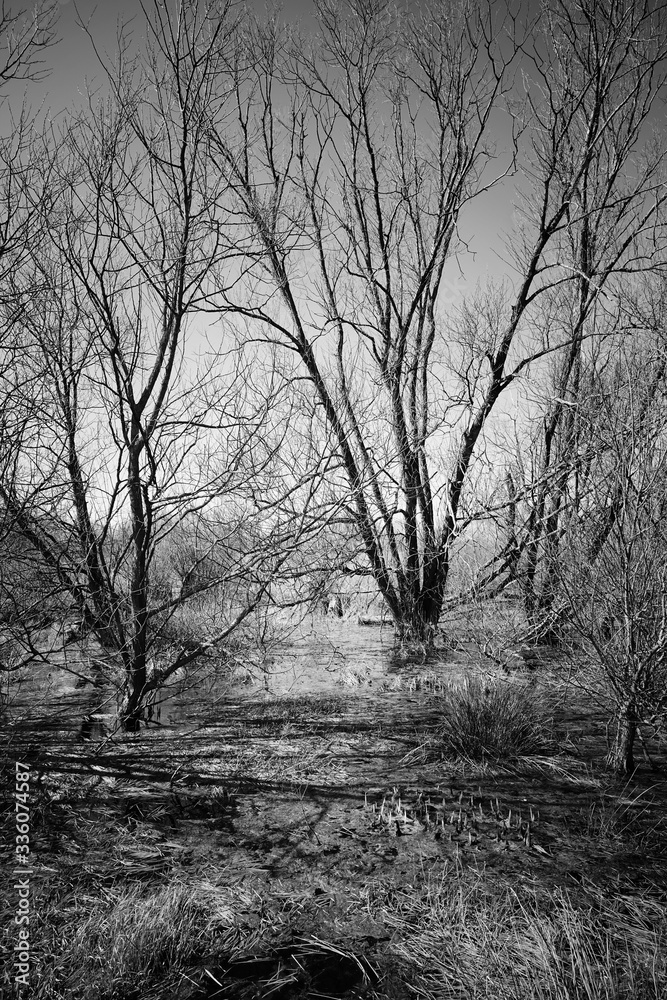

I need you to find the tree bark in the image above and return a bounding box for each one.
[607,701,638,775]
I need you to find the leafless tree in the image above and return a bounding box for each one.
[203,0,667,643]
[0,0,60,662]
[474,267,667,648]
[557,330,667,773]
[0,1,323,728]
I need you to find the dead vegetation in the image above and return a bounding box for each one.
[2,670,667,999]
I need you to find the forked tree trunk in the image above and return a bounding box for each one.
[392,568,446,646]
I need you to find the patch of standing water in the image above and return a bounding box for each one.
[159,617,464,726]
[3,615,470,731]
[260,618,402,694]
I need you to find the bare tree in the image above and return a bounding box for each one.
[0,1,321,729]
[474,266,667,647]
[558,331,667,774]
[0,0,60,659]
[0,0,58,88]
[203,0,667,643]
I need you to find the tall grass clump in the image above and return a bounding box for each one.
[31,877,240,999]
[438,675,555,763]
[369,864,667,999]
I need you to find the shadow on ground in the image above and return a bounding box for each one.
[1,686,667,998]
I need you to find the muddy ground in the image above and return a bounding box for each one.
[2,674,667,998]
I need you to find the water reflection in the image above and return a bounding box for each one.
[158,618,460,725]
[5,617,464,731]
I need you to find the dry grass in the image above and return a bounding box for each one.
[439,675,556,761]
[244,692,350,721]
[365,862,667,999]
[21,857,667,1000]
[33,877,235,998]
[25,867,294,999]
[0,832,662,999]
[24,867,377,1000]
[401,674,559,769]
[572,784,667,857]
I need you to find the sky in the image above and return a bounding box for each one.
[11,0,646,462]
[8,0,519,297]
[8,0,665,303]
[0,0,539,475]
[29,0,320,104]
[5,0,665,515]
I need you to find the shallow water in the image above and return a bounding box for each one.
[4,615,469,731]
[242,617,436,694]
[158,616,467,725]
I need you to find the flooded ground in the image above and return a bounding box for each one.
[162,617,474,716]
[3,615,477,734]
[2,609,667,999]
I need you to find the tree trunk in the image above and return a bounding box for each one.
[120,672,147,732]
[393,564,445,646]
[607,701,638,775]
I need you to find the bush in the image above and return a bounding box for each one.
[438,675,555,762]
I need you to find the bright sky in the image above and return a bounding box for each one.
[0,0,535,483]
[10,0,519,298]
[10,0,665,296]
[14,0,660,424]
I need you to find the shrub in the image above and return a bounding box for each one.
[438,675,555,762]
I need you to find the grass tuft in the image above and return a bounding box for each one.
[366,864,667,999]
[32,876,240,999]
[573,784,667,855]
[437,675,556,763]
